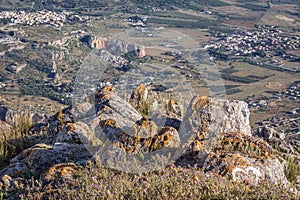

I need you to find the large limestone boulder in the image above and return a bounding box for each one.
[94,86,142,127]
[202,132,288,185]
[0,85,289,187]
[99,117,180,154]
[179,96,251,157]
[182,96,251,137]
[0,143,92,180]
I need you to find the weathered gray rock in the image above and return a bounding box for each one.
[95,86,142,127]
[202,132,288,186]
[257,125,286,141]
[179,96,251,155]
[261,126,275,140]
[0,86,290,188]
[71,102,95,120]
[204,153,288,185]
[181,96,251,138]
[0,143,92,179]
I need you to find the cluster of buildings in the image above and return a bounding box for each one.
[272,82,300,101]
[0,10,67,27]
[5,63,27,74]
[247,99,268,110]
[258,115,299,135]
[0,82,6,89]
[124,15,147,27]
[204,25,300,58]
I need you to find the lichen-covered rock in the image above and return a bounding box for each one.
[95,86,142,126]
[131,84,149,103]
[0,174,12,190]
[99,117,180,154]
[0,143,92,179]
[130,84,185,118]
[180,96,251,156]
[55,122,90,144]
[167,99,182,117]
[131,116,159,138]
[202,132,288,185]
[0,85,290,187]
[43,163,78,182]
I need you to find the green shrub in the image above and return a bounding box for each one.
[285,156,299,183]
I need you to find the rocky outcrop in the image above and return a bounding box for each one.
[43,163,78,182]
[0,85,289,187]
[129,83,186,118]
[131,84,149,103]
[0,143,92,180]
[256,125,286,141]
[202,132,288,185]
[179,96,251,159]
[55,86,180,154]
[85,36,146,58]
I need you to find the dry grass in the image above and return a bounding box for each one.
[0,120,299,199]
[0,110,47,169]
[4,160,297,200]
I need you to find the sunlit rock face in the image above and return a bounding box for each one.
[0,85,288,187]
[90,37,147,58]
[201,132,288,186]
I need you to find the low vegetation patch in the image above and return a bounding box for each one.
[4,161,297,200]
[0,111,47,169]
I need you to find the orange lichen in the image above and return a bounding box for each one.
[141,120,151,130]
[144,139,152,147]
[57,108,63,124]
[169,100,177,106]
[214,132,274,161]
[195,96,210,109]
[136,135,141,143]
[128,146,135,153]
[193,140,203,152]
[230,154,249,167]
[135,84,146,94]
[101,86,115,92]
[221,165,236,176]
[102,94,110,100]
[45,163,77,181]
[66,123,75,132]
[164,133,173,141]
[133,84,147,102]
[100,119,116,127]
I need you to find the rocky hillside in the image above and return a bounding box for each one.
[0,84,295,198]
